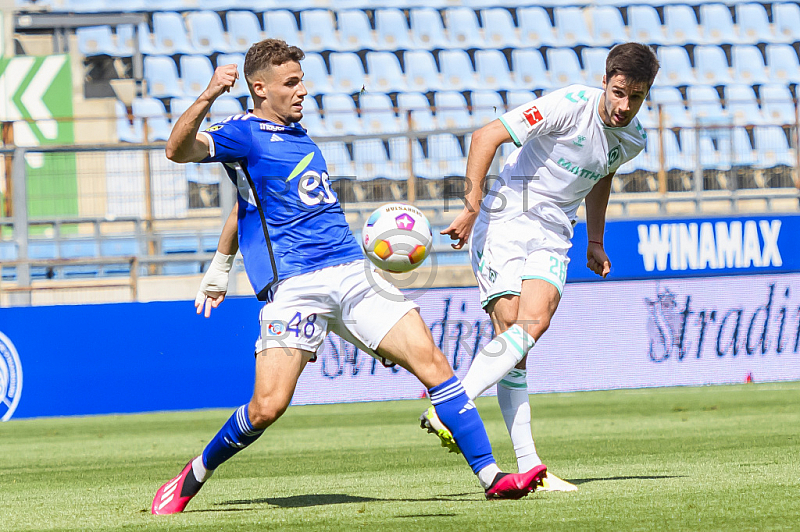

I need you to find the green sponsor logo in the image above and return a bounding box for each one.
[565,90,588,103]
[556,157,604,181]
[573,135,586,147]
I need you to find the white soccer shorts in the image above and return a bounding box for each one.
[469,211,572,308]
[255,259,419,360]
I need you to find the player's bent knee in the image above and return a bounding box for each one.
[248,396,290,429]
[518,316,551,341]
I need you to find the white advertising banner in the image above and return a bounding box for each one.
[291,273,800,405]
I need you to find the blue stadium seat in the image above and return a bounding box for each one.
[630,131,659,173]
[687,85,727,125]
[300,96,326,137]
[700,3,742,45]
[582,47,608,87]
[209,97,243,123]
[353,139,391,180]
[655,46,696,86]
[546,48,585,86]
[731,45,769,85]
[338,10,376,51]
[766,44,800,85]
[735,3,774,44]
[186,11,232,55]
[591,6,627,47]
[724,84,764,126]
[681,129,730,171]
[322,94,363,136]
[215,53,249,97]
[445,7,483,49]
[517,7,559,47]
[511,48,551,90]
[410,8,449,49]
[439,49,479,91]
[471,90,504,126]
[330,52,366,94]
[694,45,733,85]
[773,3,800,44]
[115,100,142,143]
[144,56,183,98]
[636,103,657,129]
[649,87,692,128]
[319,142,354,179]
[120,23,158,55]
[506,90,536,111]
[360,92,402,134]
[386,137,413,181]
[132,97,171,142]
[101,238,138,257]
[397,92,436,132]
[143,0,187,11]
[404,51,443,91]
[481,8,520,48]
[374,9,414,51]
[77,26,117,57]
[366,52,407,93]
[731,127,757,166]
[180,55,215,98]
[152,12,195,55]
[300,10,339,53]
[264,11,301,49]
[628,5,667,45]
[753,126,794,168]
[664,5,705,46]
[554,7,593,47]
[427,134,465,177]
[302,53,333,95]
[434,91,472,129]
[169,97,196,121]
[475,49,513,91]
[663,130,694,172]
[227,11,262,53]
[760,84,796,125]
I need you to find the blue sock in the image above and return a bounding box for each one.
[202,404,264,470]
[429,376,496,474]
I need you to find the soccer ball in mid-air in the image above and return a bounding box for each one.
[361,203,433,273]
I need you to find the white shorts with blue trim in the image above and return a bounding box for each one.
[469,211,572,308]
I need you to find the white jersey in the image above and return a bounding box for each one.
[486,84,647,233]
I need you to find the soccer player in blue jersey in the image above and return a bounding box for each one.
[150,39,546,515]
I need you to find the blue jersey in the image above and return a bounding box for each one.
[200,113,364,301]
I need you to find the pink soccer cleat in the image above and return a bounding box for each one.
[485,464,548,500]
[151,458,205,515]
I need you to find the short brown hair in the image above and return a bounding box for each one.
[244,38,305,83]
[605,43,660,88]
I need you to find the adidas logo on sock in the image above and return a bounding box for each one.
[458,401,476,414]
[270,134,283,142]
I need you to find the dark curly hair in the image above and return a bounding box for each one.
[605,43,660,88]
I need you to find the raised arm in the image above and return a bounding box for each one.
[584,172,613,278]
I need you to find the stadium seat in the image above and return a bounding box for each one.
[300,96,326,137]
[397,92,436,132]
[300,10,339,53]
[186,11,232,55]
[144,56,183,98]
[628,5,667,45]
[115,24,154,56]
[434,91,471,129]
[475,49,514,90]
[410,8,449,49]
[649,86,692,128]
[631,130,660,173]
[445,7,483,49]
[724,84,764,126]
[169,97,195,121]
[664,129,694,172]
[353,139,391,180]
[360,92,402,134]
[517,7,559,47]
[582,48,608,87]
[264,11,301,49]
[694,45,733,85]
[366,52,407,93]
[329,52,366,94]
[132,98,171,142]
[481,8,521,48]
[180,55,215,98]
[636,103,657,129]
[731,45,769,85]
[681,129,730,171]
[511,48,552,90]
[546,48,585,86]
[384,137,413,180]
[216,53,249,97]
[753,126,794,168]
[731,127,757,166]
[209,97,243,123]
[77,26,117,57]
[506,90,536,111]
[227,11,262,53]
[773,3,800,44]
[655,46,697,87]
[322,94,363,136]
[115,100,142,143]
[338,10,376,51]
[687,85,728,125]
[554,7,593,47]
[427,134,465,177]
[152,12,194,55]
[590,7,627,47]
[319,141,355,179]
[471,90,504,126]
[438,49,479,91]
[735,3,774,44]
[700,3,742,45]
[760,84,796,125]
[404,50,443,92]
[374,9,414,51]
[664,5,705,45]
[301,53,333,95]
[766,44,800,84]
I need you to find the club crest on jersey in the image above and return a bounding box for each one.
[0,331,23,422]
[523,105,543,126]
[205,125,223,132]
[266,321,286,336]
[608,145,621,167]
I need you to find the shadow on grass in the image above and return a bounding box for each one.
[395,513,458,518]
[569,475,684,486]
[216,492,480,509]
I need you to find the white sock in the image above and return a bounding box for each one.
[192,456,214,482]
[463,325,535,400]
[477,463,502,489]
[498,369,542,472]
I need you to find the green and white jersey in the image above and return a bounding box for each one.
[486,84,647,233]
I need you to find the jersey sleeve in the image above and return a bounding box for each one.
[498,87,575,147]
[199,119,252,163]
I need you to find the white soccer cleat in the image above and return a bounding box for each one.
[538,472,578,492]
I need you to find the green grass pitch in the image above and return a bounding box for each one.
[2,382,799,531]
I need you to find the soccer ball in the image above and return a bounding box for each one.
[361,203,433,273]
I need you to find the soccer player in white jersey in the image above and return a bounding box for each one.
[421,43,660,491]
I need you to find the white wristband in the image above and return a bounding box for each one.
[211,251,235,273]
